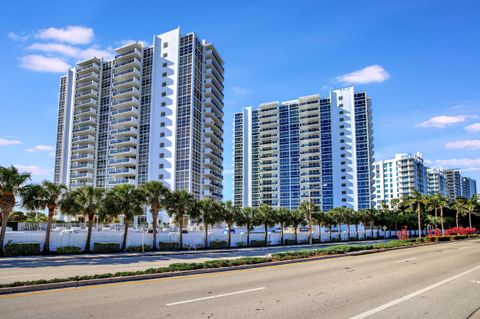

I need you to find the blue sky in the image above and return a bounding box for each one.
[0,0,479,200]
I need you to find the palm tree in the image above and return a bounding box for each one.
[299,200,317,244]
[197,198,221,248]
[102,185,145,251]
[465,194,479,228]
[428,194,441,231]
[221,201,239,248]
[408,189,429,238]
[60,186,104,252]
[21,181,67,253]
[438,195,448,235]
[140,181,170,250]
[235,207,257,246]
[453,197,468,228]
[312,211,326,243]
[289,209,305,244]
[257,204,276,245]
[276,207,291,245]
[0,166,31,255]
[357,209,372,240]
[165,190,197,250]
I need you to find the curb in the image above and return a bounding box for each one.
[0,242,442,295]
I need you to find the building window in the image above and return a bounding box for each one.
[340,125,344,129]
[161,92,166,97]
[161,112,165,117]
[339,96,343,101]
[163,53,168,58]
[163,62,168,67]
[159,174,164,179]
[160,132,165,137]
[339,111,344,115]
[161,102,166,107]
[162,72,167,77]
[159,153,164,158]
[160,122,165,127]
[162,82,167,87]
[339,104,344,108]
[163,42,168,48]
[159,164,164,169]
[160,143,164,147]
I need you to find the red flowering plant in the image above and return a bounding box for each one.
[445,227,476,236]
[396,227,409,240]
[426,229,441,237]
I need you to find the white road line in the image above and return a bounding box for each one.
[350,264,480,319]
[472,280,480,284]
[0,274,41,279]
[393,257,417,263]
[166,287,266,306]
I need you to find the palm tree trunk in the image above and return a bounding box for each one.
[227,223,232,248]
[469,212,472,228]
[204,223,209,249]
[355,224,359,240]
[308,213,312,245]
[440,206,445,236]
[434,208,438,230]
[347,224,351,240]
[281,223,284,245]
[370,222,375,239]
[417,206,422,238]
[85,213,94,253]
[456,212,459,228]
[329,224,333,242]
[338,223,341,241]
[179,218,183,250]
[44,208,54,254]
[0,211,9,255]
[264,224,268,246]
[152,211,158,250]
[122,219,129,251]
[363,223,367,241]
[319,224,322,243]
[246,223,250,246]
[294,225,298,244]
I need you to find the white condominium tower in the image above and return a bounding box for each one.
[444,169,462,202]
[233,87,374,211]
[54,28,224,201]
[373,152,428,208]
[461,176,477,199]
[427,168,447,196]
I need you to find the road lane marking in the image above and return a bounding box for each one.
[350,264,480,319]
[166,287,266,306]
[393,257,417,263]
[472,280,480,284]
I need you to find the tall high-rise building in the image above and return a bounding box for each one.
[373,152,428,207]
[461,176,477,199]
[427,168,447,196]
[54,28,224,202]
[233,87,374,211]
[444,169,462,202]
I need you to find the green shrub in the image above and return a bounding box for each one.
[126,244,151,252]
[93,242,120,253]
[250,240,265,247]
[4,241,41,256]
[159,242,179,251]
[416,238,424,243]
[452,235,467,240]
[56,246,82,254]
[424,236,437,243]
[312,238,321,244]
[236,241,246,247]
[209,240,228,249]
[284,239,297,245]
[436,236,451,241]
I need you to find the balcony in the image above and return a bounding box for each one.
[112,87,140,99]
[75,89,98,99]
[113,67,141,81]
[111,116,138,129]
[70,163,94,170]
[109,147,137,157]
[204,137,222,153]
[204,127,223,143]
[71,153,94,162]
[74,98,97,108]
[108,178,136,185]
[115,47,142,60]
[73,116,96,126]
[110,137,137,147]
[77,63,100,74]
[111,106,138,119]
[113,77,141,89]
[203,180,223,190]
[74,107,96,117]
[114,58,142,71]
[72,125,95,135]
[109,158,137,167]
[111,127,138,138]
[71,144,94,153]
[112,96,140,108]
[108,168,137,177]
[76,80,98,90]
[77,72,99,83]
[72,135,95,144]
[70,172,94,180]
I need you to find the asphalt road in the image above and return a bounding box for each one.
[0,240,388,284]
[1,240,479,319]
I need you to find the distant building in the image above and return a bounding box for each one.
[233,87,374,211]
[373,152,427,207]
[461,176,477,199]
[427,168,447,196]
[444,169,462,202]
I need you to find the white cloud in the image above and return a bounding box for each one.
[14,165,52,176]
[117,39,149,47]
[26,145,55,152]
[417,115,467,128]
[35,26,94,45]
[7,32,29,42]
[19,55,69,73]
[0,138,21,146]
[426,158,480,171]
[28,43,115,60]
[465,123,480,133]
[445,140,480,151]
[335,65,390,85]
[231,86,252,96]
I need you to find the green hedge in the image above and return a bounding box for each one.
[56,246,82,254]
[284,239,297,245]
[126,245,151,252]
[436,236,451,241]
[250,240,265,247]
[4,242,40,256]
[159,242,179,251]
[210,241,228,249]
[236,241,246,247]
[93,242,120,253]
